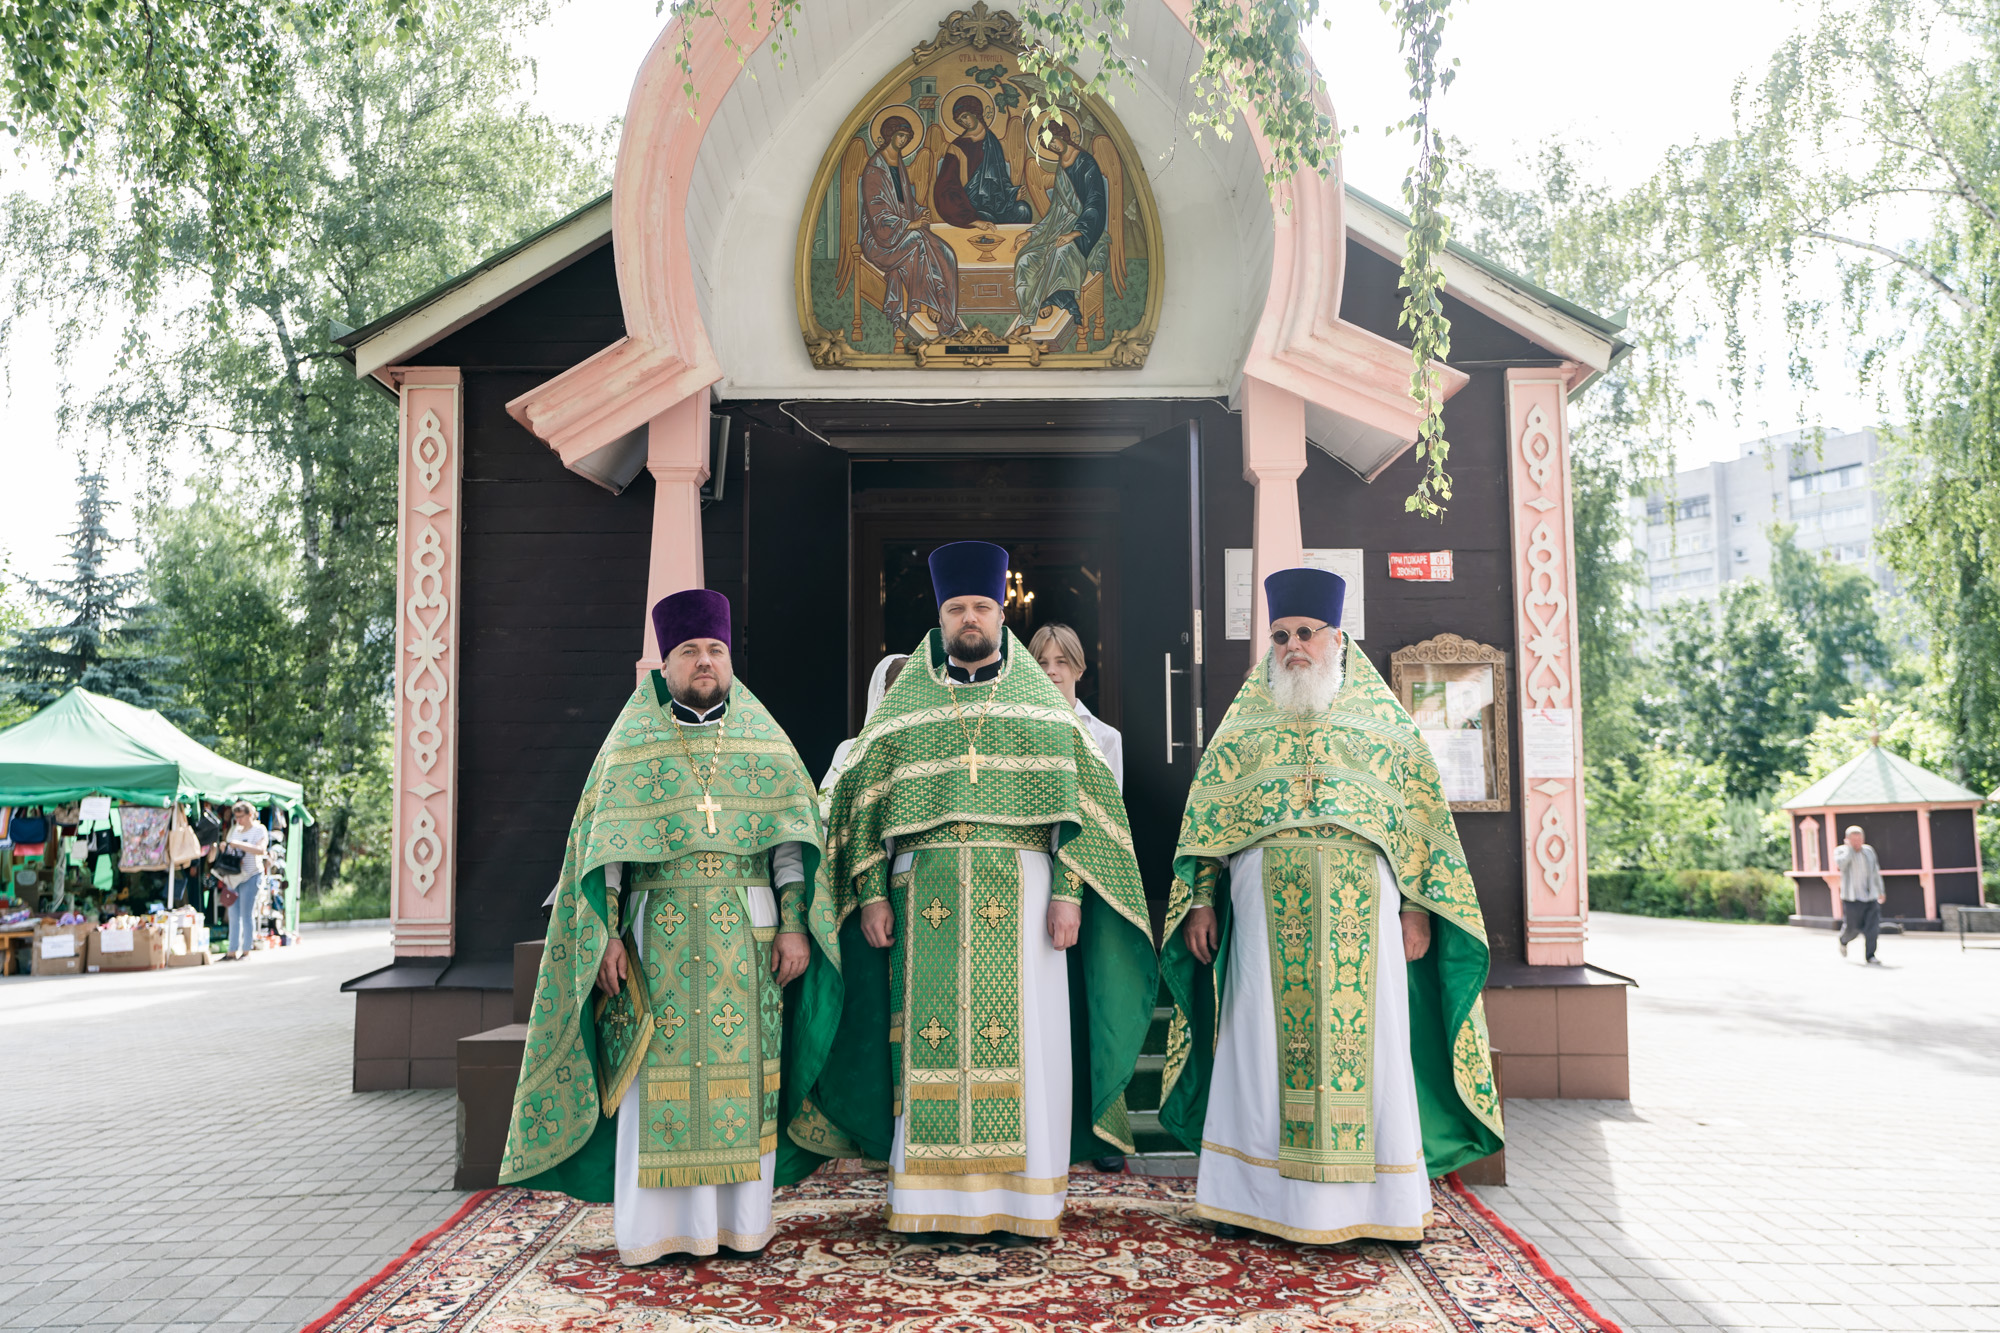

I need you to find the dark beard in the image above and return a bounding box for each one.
[948,627,996,662]
[673,676,728,711]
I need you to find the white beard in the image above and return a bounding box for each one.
[1266,644,1345,714]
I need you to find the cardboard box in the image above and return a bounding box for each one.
[166,923,213,967]
[88,922,168,972]
[31,922,91,976]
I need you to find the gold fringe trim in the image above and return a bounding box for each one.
[616,1223,775,1266]
[706,1077,753,1099]
[643,1081,692,1103]
[892,1171,1068,1195]
[907,1083,960,1101]
[599,1009,654,1117]
[898,1153,1029,1175]
[1204,1139,1422,1176]
[1277,1160,1378,1184]
[1193,1202,1433,1246]
[636,1160,766,1188]
[886,1209,1061,1238]
[970,1081,1022,1101]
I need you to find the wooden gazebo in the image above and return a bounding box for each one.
[1782,746,1987,930]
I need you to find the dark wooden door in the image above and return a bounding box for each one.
[1116,419,1204,900]
[743,425,849,781]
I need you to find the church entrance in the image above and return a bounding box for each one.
[735,403,1207,902]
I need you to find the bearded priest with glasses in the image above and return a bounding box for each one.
[500,590,824,1265]
[1159,567,1503,1246]
[787,541,1156,1244]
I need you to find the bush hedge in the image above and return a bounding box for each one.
[1589,868,1793,924]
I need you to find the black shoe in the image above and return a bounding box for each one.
[1388,1236,1423,1250]
[1214,1222,1248,1239]
[718,1245,766,1260]
[989,1231,1040,1248]
[903,1230,976,1247]
[1092,1155,1127,1173]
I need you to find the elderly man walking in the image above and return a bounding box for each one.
[1836,824,1886,965]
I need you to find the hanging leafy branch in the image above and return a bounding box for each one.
[662,0,804,106]
[0,0,432,308]
[1016,0,1456,514]
[1385,0,1455,516]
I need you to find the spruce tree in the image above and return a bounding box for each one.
[0,470,183,715]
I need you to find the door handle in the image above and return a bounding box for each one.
[1164,652,1188,763]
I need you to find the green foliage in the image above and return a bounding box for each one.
[0,0,430,308]
[1613,0,2000,794]
[1585,745,1731,871]
[1767,525,1896,715]
[1651,580,1817,801]
[1590,868,1793,924]
[3,0,610,897]
[0,469,184,717]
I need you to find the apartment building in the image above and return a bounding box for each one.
[1629,428,1891,614]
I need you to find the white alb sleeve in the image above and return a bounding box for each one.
[772,841,805,887]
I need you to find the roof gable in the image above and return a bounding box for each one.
[1783,746,1983,809]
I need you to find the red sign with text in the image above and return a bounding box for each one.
[1388,551,1454,582]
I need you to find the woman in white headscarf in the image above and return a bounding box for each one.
[821,653,910,791]
[1029,624,1122,790]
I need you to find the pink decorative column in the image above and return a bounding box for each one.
[1240,374,1307,643]
[1505,369,1588,966]
[636,392,711,679]
[389,368,463,957]
[1917,807,1937,920]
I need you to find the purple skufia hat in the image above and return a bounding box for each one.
[652,588,731,655]
[928,540,1010,605]
[1263,567,1346,628]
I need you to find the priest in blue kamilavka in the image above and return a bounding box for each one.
[1160,567,1503,1244]
[786,541,1155,1242]
[499,590,824,1264]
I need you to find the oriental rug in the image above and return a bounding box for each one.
[304,1172,1620,1333]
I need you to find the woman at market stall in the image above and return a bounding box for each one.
[220,802,269,961]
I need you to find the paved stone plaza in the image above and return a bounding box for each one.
[2,913,1994,1332]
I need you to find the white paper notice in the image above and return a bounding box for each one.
[1444,678,1489,727]
[1423,730,1488,802]
[1302,549,1365,642]
[79,795,111,821]
[1224,548,1254,639]
[99,926,135,954]
[1524,707,1577,779]
[39,934,76,960]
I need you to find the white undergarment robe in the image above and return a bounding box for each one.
[885,844,1073,1238]
[610,843,803,1264]
[1193,845,1434,1244]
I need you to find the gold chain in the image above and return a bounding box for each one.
[671,714,725,799]
[945,676,1000,781]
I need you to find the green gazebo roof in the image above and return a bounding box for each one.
[1782,745,1983,810]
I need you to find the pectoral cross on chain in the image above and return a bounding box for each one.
[696,790,722,835]
[964,744,982,785]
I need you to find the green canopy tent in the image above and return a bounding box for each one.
[0,688,311,930]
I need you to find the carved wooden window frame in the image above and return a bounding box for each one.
[1389,634,1511,813]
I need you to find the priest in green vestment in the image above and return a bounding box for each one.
[499,589,825,1264]
[1160,567,1502,1245]
[786,541,1156,1242]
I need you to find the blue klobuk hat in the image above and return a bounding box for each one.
[928,541,1010,605]
[1264,566,1346,628]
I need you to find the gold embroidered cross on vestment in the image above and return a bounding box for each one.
[945,678,999,784]
[671,714,727,834]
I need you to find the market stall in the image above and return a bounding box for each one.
[0,687,311,975]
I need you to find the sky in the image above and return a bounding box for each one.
[0,0,1873,585]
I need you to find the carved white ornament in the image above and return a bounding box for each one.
[404,806,443,896]
[404,522,452,773]
[1534,801,1573,896]
[1520,403,1556,487]
[1521,522,1572,708]
[413,409,449,490]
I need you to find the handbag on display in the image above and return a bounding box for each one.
[167,811,201,865]
[8,809,48,846]
[194,811,224,846]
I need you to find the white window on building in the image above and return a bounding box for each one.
[1732,512,1746,526]
[1646,501,1666,526]
[1788,463,1865,498]
[1831,540,1870,564]
[1734,547,1749,562]
[1650,565,1715,592]
[1678,495,1711,521]
[1797,501,1869,534]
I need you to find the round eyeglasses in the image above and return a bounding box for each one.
[1269,622,1336,647]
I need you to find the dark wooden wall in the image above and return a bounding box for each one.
[426,245,648,962]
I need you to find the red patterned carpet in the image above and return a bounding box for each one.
[306,1172,1618,1332]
